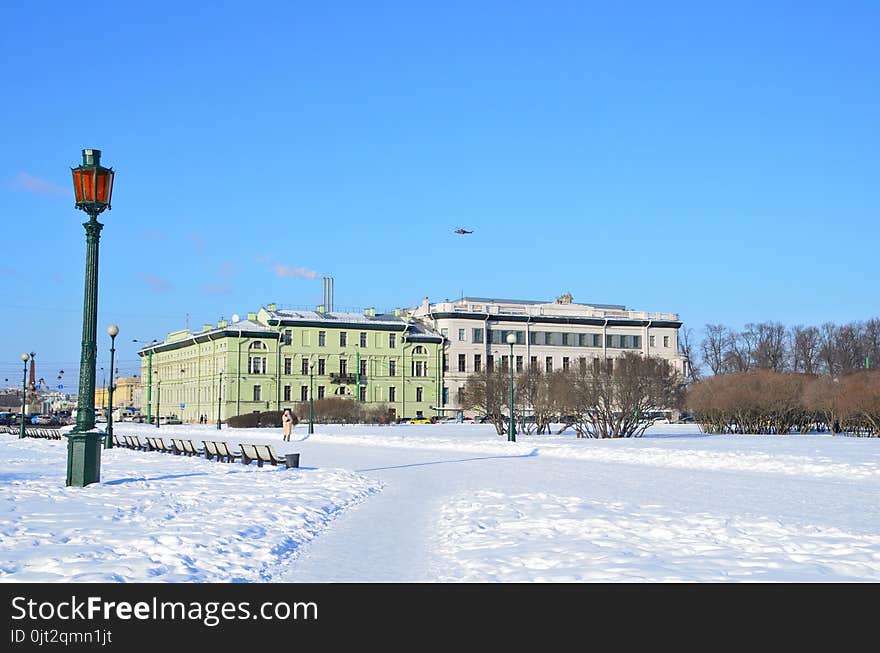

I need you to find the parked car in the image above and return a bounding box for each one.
[411,417,432,424]
[37,415,60,426]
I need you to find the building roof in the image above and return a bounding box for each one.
[457,296,627,310]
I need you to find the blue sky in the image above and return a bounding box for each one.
[1,1,878,389]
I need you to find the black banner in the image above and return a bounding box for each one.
[0,583,871,648]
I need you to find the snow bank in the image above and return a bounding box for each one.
[0,435,381,582]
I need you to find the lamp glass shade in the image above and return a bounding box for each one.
[71,153,114,211]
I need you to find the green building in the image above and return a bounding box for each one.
[137,304,443,423]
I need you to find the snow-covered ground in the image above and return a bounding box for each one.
[1,423,878,582]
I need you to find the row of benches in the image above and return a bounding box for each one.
[114,434,300,468]
[2,426,62,439]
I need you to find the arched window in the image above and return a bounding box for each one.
[248,341,268,373]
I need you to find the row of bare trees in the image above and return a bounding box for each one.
[691,319,880,378]
[686,370,880,435]
[461,352,683,438]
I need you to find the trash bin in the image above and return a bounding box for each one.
[65,431,104,487]
[285,453,300,469]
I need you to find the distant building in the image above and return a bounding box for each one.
[137,303,443,423]
[410,295,687,415]
[94,376,140,414]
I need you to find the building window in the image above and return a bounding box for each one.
[301,386,308,401]
[301,358,309,375]
[579,357,587,372]
[317,385,325,399]
[458,328,466,342]
[500,355,509,371]
[530,356,538,370]
[487,356,494,371]
[413,361,426,377]
[359,386,366,401]
[360,359,367,376]
[516,355,523,373]
[340,331,347,347]
[284,357,292,375]
[253,385,262,401]
[416,387,423,402]
[472,328,484,344]
[318,331,326,347]
[389,333,396,349]
[545,357,553,373]
[563,357,570,371]
[664,335,670,348]
[389,360,396,377]
[474,354,481,372]
[283,330,292,345]
[339,359,347,375]
[457,387,464,404]
[458,354,466,372]
[248,356,266,374]
[318,358,326,375]
[360,332,367,347]
[283,385,291,401]
[650,335,655,348]
[443,354,449,372]
[389,386,396,402]
[441,328,448,338]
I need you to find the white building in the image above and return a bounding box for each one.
[410,294,687,414]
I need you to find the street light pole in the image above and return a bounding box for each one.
[20,353,29,439]
[217,370,223,430]
[506,333,516,442]
[67,148,114,487]
[308,362,314,434]
[106,325,118,448]
[155,379,161,428]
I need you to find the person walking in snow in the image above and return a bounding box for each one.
[282,408,294,442]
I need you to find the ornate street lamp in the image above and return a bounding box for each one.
[105,325,118,448]
[506,332,516,442]
[67,148,114,487]
[20,353,29,439]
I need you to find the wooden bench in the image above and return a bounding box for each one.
[127,435,149,451]
[202,440,221,461]
[180,439,203,456]
[150,437,176,454]
[203,440,240,463]
[255,444,298,468]
[239,443,262,466]
[112,434,124,447]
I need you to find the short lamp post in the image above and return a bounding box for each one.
[506,332,516,442]
[308,363,315,434]
[67,148,114,487]
[155,379,161,428]
[105,325,118,448]
[217,370,223,430]
[20,353,29,439]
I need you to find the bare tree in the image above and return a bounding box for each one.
[791,325,821,375]
[561,352,682,438]
[678,326,701,383]
[701,324,729,376]
[461,368,510,436]
[752,322,788,371]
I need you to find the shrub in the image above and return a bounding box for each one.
[226,410,291,429]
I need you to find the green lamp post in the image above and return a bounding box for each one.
[19,353,29,439]
[308,362,314,434]
[105,325,118,448]
[67,148,114,487]
[506,332,516,442]
[216,370,223,430]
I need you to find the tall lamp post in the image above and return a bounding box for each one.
[155,379,161,428]
[506,333,516,442]
[19,353,29,439]
[216,370,223,430]
[133,339,157,424]
[105,325,118,447]
[67,148,114,487]
[308,362,314,434]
